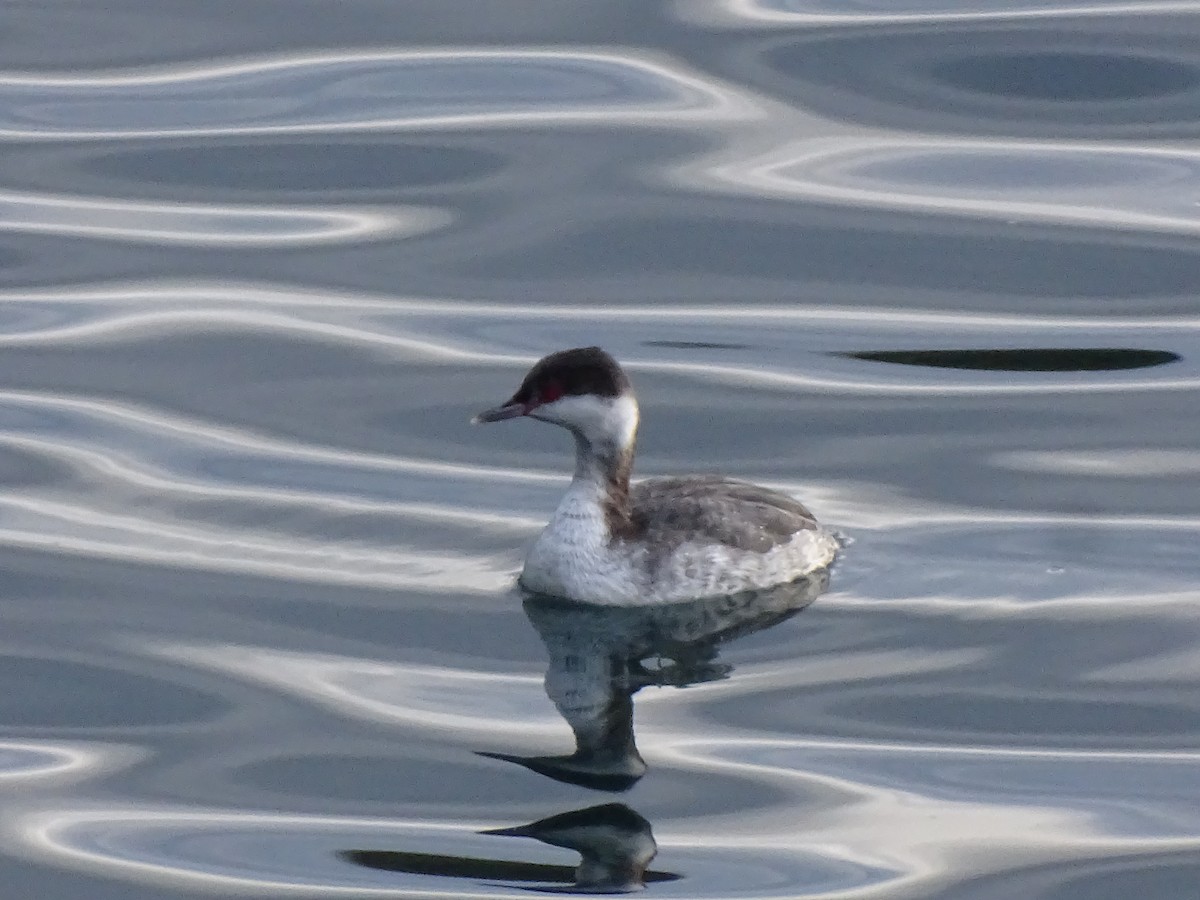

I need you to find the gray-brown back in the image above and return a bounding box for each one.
[626,476,818,553]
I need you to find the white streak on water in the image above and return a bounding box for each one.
[0,494,512,593]
[0,390,556,483]
[149,643,553,737]
[0,191,445,245]
[9,808,503,898]
[683,0,1200,27]
[4,279,1200,328]
[0,49,765,140]
[0,742,143,786]
[997,449,1200,477]
[0,433,542,532]
[687,138,1200,237]
[0,283,1193,396]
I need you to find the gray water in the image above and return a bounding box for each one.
[2,1,1200,897]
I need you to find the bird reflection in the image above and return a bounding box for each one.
[342,802,678,894]
[483,802,678,893]
[481,570,829,790]
[343,575,827,893]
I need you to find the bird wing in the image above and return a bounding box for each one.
[628,476,818,553]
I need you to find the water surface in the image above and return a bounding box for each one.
[1,0,1199,897]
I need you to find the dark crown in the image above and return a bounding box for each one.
[510,347,631,404]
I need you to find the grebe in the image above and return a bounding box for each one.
[473,347,837,604]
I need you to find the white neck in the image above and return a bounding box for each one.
[558,394,638,483]
[519,392,640,597]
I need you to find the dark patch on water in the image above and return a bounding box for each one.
[0,656,226,728]
[931,52,1200,102]
[642,340,751,350]
[341,849,680,885]
[844,348,1180,372]
[86,139,505,194]
[752,27,1200,137]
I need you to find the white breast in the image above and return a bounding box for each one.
[519,479,644,603]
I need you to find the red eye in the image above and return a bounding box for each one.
[540,381,563,404]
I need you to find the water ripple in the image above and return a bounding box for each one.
[649,738,1200,894]
[0,390,530,590]
[0,495,507,592]
[998,449,1200,477]
[0,4,1196,899]
[737,23,1200,139]
[688,0,1200,27]
[693,139,1200,237]
[0,287,1193,597]
[0,190,447,246]
[0,49,761,140]
[0,741,142,786]
[0,281,1195,396]
[150,643,551,738]
[8,805,875,898]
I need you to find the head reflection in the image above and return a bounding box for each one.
[482,571,829,791]
[483,803,677,893]
[342,802,679,894]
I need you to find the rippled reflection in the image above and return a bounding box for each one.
[345,803,677,894]
[941,50,1198,100]
[14,803,863,897]
[482,574,827,789]
[0,280,1197,397]
[153,642,550,735]
[2,0,1199,897]
[480,804,675,893]
[0,49,758,139]
[85,139,508,193]
[688,0,1200,26]
[711,21,1200,142]
[0,190,445,245]
[697,140,1200,236]
[0,741,140,785]
[17,808,519,895]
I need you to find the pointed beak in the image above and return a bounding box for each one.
[471,400,528,424]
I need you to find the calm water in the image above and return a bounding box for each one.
[2,1,1200,897]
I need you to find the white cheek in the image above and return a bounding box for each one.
[537,394,638,448]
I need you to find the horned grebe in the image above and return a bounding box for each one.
[473,347,837,604]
